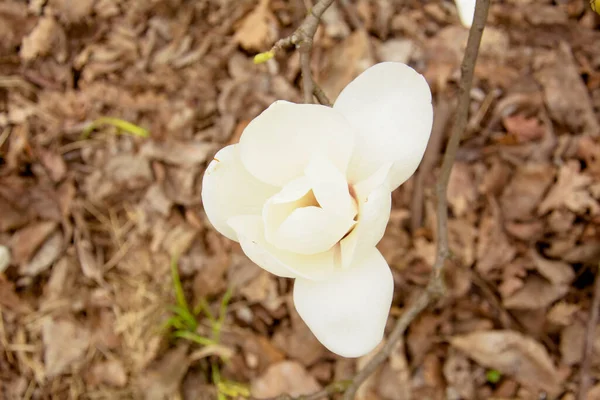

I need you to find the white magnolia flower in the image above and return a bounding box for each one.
[455,0,476,27]
[202,62,433,358]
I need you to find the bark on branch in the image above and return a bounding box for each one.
[266,0,334,105]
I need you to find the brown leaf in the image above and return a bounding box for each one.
[20,15,67,62]
[447,162,477,218]
[534,42,599,137]
[48,0,94,24]
[0,195,28,232]
[538,161,600,215]
[139,345,190,400]
[0,275,31,313]
[443,349,475,400]
[378,340,411,400]
[451,330,561,395]
[87,359,127,388]
[140,140,216,166]
[251,361,321,398]
[37,149,67,182]
[321,30,374,100]
[500,163,554,221]
[577,136,600,179]
[476,199,516,275]
[43,318,91,378]
[273,297,326,366]
[76,237,103,283]
[547,302,580,326]
[530,250,574,285]
[0,245,9,273]
[10,220,57,265]
[233,0,276,52]
[20,231,63,276]
[502,114,546,142]
[502,275,568,310]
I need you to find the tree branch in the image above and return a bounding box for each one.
[342,0,490,397]
[266,0,334,104]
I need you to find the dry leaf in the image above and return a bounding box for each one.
[0,195,29,232]
[273,297,326,366]
[76,237,103,283]
[500,163,554,221]
[378,339,411,400]
[547,302,580,326]
[140,140,215,166]
[447,162,477,218]
[87,359,127,387]
[538,161,600,215]
[443,349,475,400]
[43,318,91,378]
[451,330,561,395]
[37,149,67,182]
[20,231,63,276]
[502,275,568,310]
[530,250,574,285]
[234,0,275,52]
[10,220,58,265]
[321,29,374,100]
[476,199,516,275]
[502,114,546,142]
[0,275,31,313]
[139,345,190,400]
[251,361,321,398]
[20,15,67,62]
[48,0,94,24]
[0,245,10,273]
[534,42,599,137]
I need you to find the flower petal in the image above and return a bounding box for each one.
[304,156,356,219]
[334,62,433,191]
[340,184,391,268]
[455,0,475,27]
[293,247,393,358]
[271,207,355,255]
[228,215,337,280]
[201,145,279,241]
[239,101,355,187]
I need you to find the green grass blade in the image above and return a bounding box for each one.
[173,330,216,346]
[82,117,149,138]
[169,305,198,331]
[170,257,189,310]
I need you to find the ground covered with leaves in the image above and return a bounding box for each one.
[1,0,600,399]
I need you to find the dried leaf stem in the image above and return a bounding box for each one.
[266,0,334,105]
[255,0,490,398]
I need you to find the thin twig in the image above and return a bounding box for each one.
[267,0,334,103]
[578,264,600,400]
[342,0,490,398]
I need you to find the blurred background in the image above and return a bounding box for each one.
[1,0,600,399]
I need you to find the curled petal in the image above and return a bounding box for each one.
[293,247,393,358]
[334,62,433,191]
[270,206,355,255]
[305,156,356,219]
[239,101,355,187]
[201,145,279,241]
[340,184,391,268]
[228,215,337,280]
